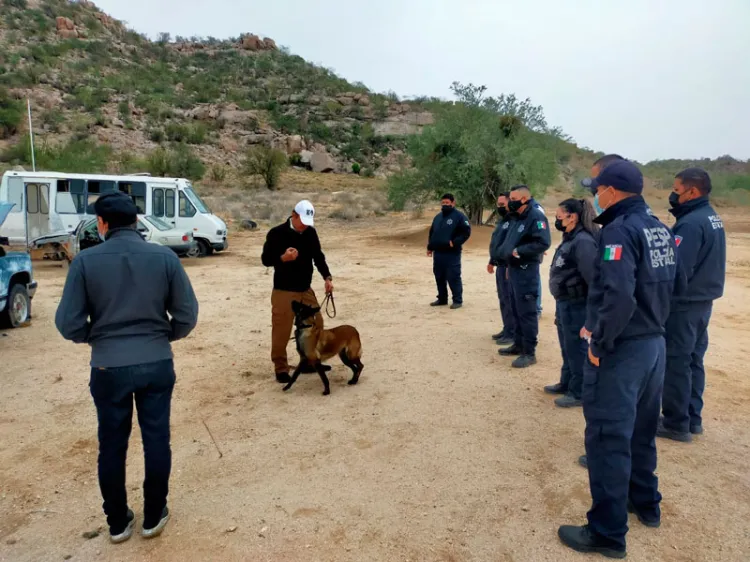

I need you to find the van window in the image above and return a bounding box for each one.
[39,184,49,214]
[87,180,117,206]
[7,178,23,213]
[56,179,86,214]
[119,181,147,214]
[165,189,175,218]
[184,187,210,213]
[152,188,165,217]
[26,184,39,214]
[179,191,195,217]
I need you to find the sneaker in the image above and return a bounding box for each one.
[275,372,291,383]
[690,424,703,435]
[656,418,692,443]
[557,524,626,559]
[450,303,463,309]
[142,507,170,539]
[498,344,522,356]
[110,509,135,544]
[543,383,567,395]
[578,455,588,468]
[430,300,448,307]
[627,499,661,528]
[512,354,537,368]
[495,336,515,345]
[555,394,582,408]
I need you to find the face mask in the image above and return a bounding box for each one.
[441,205,453,215]
[593,194,605,215]
[554,219,565,232]
[497,207,507,217]
[668,192,681,209]
[507,200,523,213]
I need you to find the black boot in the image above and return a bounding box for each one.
[495,335,515,345]
[627,500,661,528]
[544,382,567,395]
[430,300,447,307]
[498,344,522,356]
[578,455,588,468]
[511,354,537,368]
[557,525,626,559]
[555,394,582,408]
[656,417,692,443]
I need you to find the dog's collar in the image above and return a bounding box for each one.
[296,323,314,330]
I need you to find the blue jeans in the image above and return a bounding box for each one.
[89,359,175,532]
[555,299,588,399]
[433,251,463,304]
[584,337,665,549]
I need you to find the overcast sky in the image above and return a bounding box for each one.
[94,0,749,163]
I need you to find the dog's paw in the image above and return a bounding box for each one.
[322,389,330,396]
[282,385,292,392]
[347,379,358,385]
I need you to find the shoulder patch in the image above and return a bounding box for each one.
[603,244,623,261]
[675,235,683,247]
[536,221,546,230]
[465,220,470,226]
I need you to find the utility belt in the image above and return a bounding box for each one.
[552,279,587,301]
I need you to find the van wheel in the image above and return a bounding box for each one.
[1,284,30,328]
[196,239,213,257]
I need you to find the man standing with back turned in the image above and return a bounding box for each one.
[559,160,677,559]
[658,168,726,442]
[427,193,471,309]
[261,200,333,383]
[56,192,199,543]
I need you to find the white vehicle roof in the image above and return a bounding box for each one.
[2,170,188,184]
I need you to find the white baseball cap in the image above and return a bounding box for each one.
[294,200,315,226]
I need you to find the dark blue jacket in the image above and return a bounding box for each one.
[55,228,199,368]
[489,214,515,266]
[586,196,677,358]
[495,198,551,266]
[548,225,599,301]
[670,197,726,304]
[427,208,472,253]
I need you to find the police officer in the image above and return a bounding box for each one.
[495,185,551,368]
[658,168,726,442]
[544,198,599,408]
[488,192,515,345]
[427,193,471,309]
[558,160,677,559]
[534,200,546,317]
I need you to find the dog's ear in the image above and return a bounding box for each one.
[291,301,301,313]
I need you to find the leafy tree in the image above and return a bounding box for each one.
[0,88,23,139]
[388,82,561,224]
[243,145,287,190]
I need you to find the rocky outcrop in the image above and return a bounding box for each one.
[56,17,79,39]
[239,34,278,51]
[310,152,335,173]
[299,150,313,164]
[286,135,305,154]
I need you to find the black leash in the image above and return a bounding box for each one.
[322,292,336,319]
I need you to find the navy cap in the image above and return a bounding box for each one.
[93,192,138,223]
[586,160,644,196]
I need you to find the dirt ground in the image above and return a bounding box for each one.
[1,204,750,562]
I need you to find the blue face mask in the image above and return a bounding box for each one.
[593,193,605,215]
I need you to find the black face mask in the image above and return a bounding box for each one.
[441,205,453,215]
[668,192,681,209]
[507,200,523,213]
[497,206,507,217]
[554,219,565,232]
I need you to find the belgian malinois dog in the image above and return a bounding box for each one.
[284,300,364,395]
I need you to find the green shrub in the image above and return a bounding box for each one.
[4,0,28,8]
[243,145,287,190]
[149,128,166,143]
[209,164,227,183]
[118,100,130,119]
[289,153,302,166]
[352,162,361,174]
[363,167,375,178]
[146,144,205,180]
[0,88,23,139]
[0,135,112,172]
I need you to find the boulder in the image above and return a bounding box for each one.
[299,150,313,164]
[240,219,258,231]
[245,133,273,145]
[286,135,305,154]
[240,34,263,51]
[56,17,75,31]
[262,37,277,50]
[310,152,335,174]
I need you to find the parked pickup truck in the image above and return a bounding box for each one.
[0,203,37,328]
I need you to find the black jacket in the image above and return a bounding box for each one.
[261,219,332,292]
[495,199,551,266]
[548,225,598,301]
[670,197,726,304]
[55,228,199,368]
[489,214,515,266]
[586,196,677,358]
[427,208,472,253]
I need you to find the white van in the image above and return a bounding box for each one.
[0,171,227,256]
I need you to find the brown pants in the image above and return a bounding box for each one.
[271,288,324,374]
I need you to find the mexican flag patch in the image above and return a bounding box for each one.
[537,221,546,230]
[603,244,623,261]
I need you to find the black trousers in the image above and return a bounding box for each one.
[509,263,540,354]
[89,359,175,532]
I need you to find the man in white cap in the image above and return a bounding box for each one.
[261,200,334,383]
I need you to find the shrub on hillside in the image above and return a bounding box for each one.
[0,135,112,172]
[352,162,361,175]
[0,88,23,139]
[4,0,28,8]
[243,145,287,190]
[146,144,205,180]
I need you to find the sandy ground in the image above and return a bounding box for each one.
[1,207,750,562]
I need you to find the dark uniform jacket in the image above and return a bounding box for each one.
[489,214,515,266]
[427,208,472,253]
[586,196,677,358]
[548,225,598,301]
[495,198,551,266]
[261,219,332,292]
[670,197,726,305]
